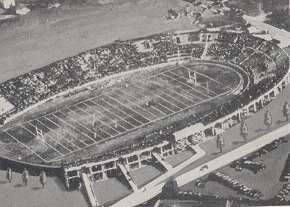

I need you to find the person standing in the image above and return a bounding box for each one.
[22,168,29,186]
[216,134,225,153]
[39,171,47,189]
[283,101,290,121]
[6,167,12,183]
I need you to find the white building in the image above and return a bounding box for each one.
[173,123,205,147]
[0,96,14,116]
[133,40,154,53]
[0,0,15,10]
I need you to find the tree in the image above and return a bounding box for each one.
[240,122,248,142]
[39,171,47,189]
[162,177,179,198]
[264,110,272,130]
[6,168,12,183]
[216,134,225,153]
[166,134,176,144]
[22,168,29,186]
[283,101,290,121]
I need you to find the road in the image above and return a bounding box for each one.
[111,60,290,206]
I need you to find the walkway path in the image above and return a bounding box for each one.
[81,172,99,207]
[111,145,205,207]
[152,152,173,172]
[118,164,139,192]
[200,42,211,60]
[177,122,290,186]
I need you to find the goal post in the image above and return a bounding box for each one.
[187,70,197,85]
[35,126,44,141]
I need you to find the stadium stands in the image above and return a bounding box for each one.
[0,29,288,126]
[0,29,289,189]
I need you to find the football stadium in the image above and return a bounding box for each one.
[0,8,290,206]
[0,31,249,165]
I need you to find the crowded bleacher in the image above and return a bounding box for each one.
[63,133,168,169]
[0,29,288,126]
[0,28,289,172]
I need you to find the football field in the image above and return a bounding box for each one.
[0,64,236,163]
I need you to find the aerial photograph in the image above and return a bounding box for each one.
[0,0,289,206]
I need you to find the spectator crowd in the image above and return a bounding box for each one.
[63,134,167,169]
[0,29,289,172]
[1,30,288,125]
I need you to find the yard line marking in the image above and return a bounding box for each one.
[73,105,116,137]
[141,81,189,108]
[82,101,127,132]
[169,69,219,96]
[34,119,80,150]
[132,84,178,112]
[60,108,106,140]
[65,65,180,113]
[89,99,135,130]
[181,65,233,90]
[111,90,159,119]
[133,83,182,110]
[81,102,124,133]
[0,142,10,150]
[149,81,196,106]
[117,88,168,116]
[149,76,199,104]
[106,94,155,121]
[50,85,232,162]
[28,121,72,152]
[165,71,211,99]
[1,65,182,134]
[5,131,48,162]
[20,124,65,156]
[159,73,205,102]
[43,116,87,147]
[118,88,168,116]
[51,113,97,143]
[100,98,144,125]
[74,104,118,136]
[157,73,203,101]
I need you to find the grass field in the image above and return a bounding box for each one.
[0,63,239,164]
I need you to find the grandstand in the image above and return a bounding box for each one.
[0,28,288,170]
